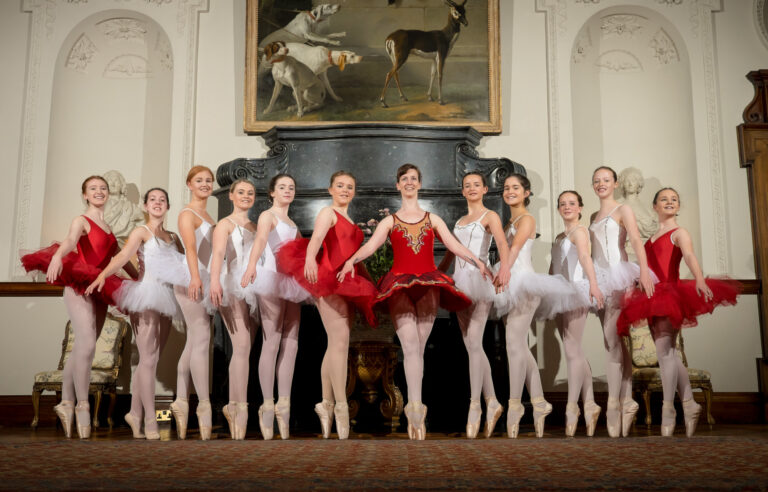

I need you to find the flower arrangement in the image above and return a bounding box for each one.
[357,208,393,283]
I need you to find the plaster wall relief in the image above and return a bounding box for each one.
[12,0,208,277]
[756,0,768,51]
[595,49,642,72]
[650,28,679,64]
[601,14,645,37]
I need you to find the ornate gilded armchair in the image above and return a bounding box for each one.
[627,326,715,427]
[31,314,130,429]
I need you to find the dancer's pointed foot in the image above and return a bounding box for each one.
[314,399,334,439]
[144,418,160,440]
[466,399,482,439]
[125,412,145,439]
[234,402,249,440]
[404,401,427,440]
[258,400,274,441]
[532,396,552,438]
[484,398,503,438]
[196,399,212,440]
[222,402,236,439]
[275,397,290,440]
[621,398,639,437]
[75,401,91,439]
[565,402,580,437]
[54,400,74,438]
[661,400,676,437]
[606,397,621,438]
[682,398,702,438]
[506,399,524,439]
[334,401,350,440]
[583,400,601,437]
[169,398,188,440]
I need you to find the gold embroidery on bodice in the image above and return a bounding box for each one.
[392,213,431,255]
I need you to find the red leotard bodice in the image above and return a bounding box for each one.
[644,228,681,283]
[78,215,118,268]
[389,212,437,276]
[318,210,364,272]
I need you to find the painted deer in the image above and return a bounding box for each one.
[379,0,468,107]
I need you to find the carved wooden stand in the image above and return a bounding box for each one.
[346,341,404,432]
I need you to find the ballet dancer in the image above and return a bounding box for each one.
[491,174,576,438]
[153,165,216,440]
[436,172,510,438]
[338,163,492,440]
[240,174,311,440]
[617,188,739,437]
[589,166,655,437]
[278,171,379,440]
[21,175,136,439]
[209,179,258,440]
[86,187,182,439]
[550,190,605,437]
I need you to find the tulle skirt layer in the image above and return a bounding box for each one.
[20,243,123,306]
[453,267,496,303]
[375,269,472,313]
[617,278,740,335]
[596,261,642,295]
[243,266,312,306]
[143,243,217,313]
[277,238,378,326]
[491,267,581,320]
[115,277,181,320]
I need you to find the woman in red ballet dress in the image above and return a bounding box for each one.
[20,175,136,439]
[338,164,492,440]
[277,170,378,440]
[618,188,740,437]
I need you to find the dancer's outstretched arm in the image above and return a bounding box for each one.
[486,211,511,289]
[241,211,276,287]
[85,226,149,294]
[430,214,492,281]
[336,216,393,281]
[672,227,712,300]
[209,219,234,307]
[618,205,654,296]
[571,227,604,309]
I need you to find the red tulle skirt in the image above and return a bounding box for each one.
[375,269,472,312]
[20,243,124,306]
[276,238,378,327]
[617,277,740,336]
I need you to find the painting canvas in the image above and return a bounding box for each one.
[244,0,501,134]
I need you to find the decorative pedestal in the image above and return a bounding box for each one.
[347,341,403,433]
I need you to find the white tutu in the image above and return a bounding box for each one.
[115,278,181,320]
[595,261,654,296]
[492,266,582,320]
[453,267,495,303]
[243,265,312,307]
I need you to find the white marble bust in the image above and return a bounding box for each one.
[617,167,658,257]
[103,170,145,245]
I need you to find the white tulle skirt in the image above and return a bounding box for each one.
[143,243,216,314]
[115,277,181,320]
[242,266,313,308]
[453,266,495,303]
[595,261,651,297]
[491,265,583,320]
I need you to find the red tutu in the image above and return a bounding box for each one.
[276,216,379,327]
[21,243,124,306]
[375,269,472,312]
[617,278,740,335]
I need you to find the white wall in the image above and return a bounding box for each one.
[0,0,764,395]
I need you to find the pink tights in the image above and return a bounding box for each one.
[129,310,171,432]
[504,298,544,400]
[62,288,108,404]
[219,299,258,402]
[257,295,300,401]
[651,318,693,402]
[389,289,439,404]
[599,294,633,401]
[456,301,496,402]
[558,308,595,404]
[316,295,351,404]
[173,286,211,401]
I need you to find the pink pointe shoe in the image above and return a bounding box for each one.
[621,398,639,437]
[196,399,212,440]
[606,397,621,438]
[484,398,503,438]
[404,401,427,440]
[75,401,91,439]
[125,412,146,439]
[222,401,236,439]
[532,396,552,438]
[169,398,188,440]
[682,398,702,438]
[466,399,482,439]
[565,402,580,437]
[314,399,334,439]
[275,397,291,440]
[334,401,350,440]
[54,400,74,438]
[661,400,676,437]
[258,400,274,441]
[583,400,601,437]
[506,399,524,439]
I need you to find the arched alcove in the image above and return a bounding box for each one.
[41,10,173,243]
[570,6,700,264]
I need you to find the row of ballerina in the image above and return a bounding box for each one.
[20,163,740,441]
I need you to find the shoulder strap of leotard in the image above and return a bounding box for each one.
[510,213,532,228]
[565,224,587,239]
[180,207,210,224]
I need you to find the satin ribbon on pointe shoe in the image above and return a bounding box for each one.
[334,402,350,440]
[196,399,212,440]
[565,402,580,437]
[54,400,74,439]
[506,399,524,439]
[606,397,621,438]
[621,398,639,437]
[314,400,334,439]
[258,400,274,440]
[75,401,91,439]
[661,400,676,437]
[169,398,188,440]
[275,397,290,440]
[682,398,702,438]
[531,396,552,438]
[583,400,601,437]
[125,412,146,439]
[484,398,503,438]
[222,402,237,439]
[466,399,482,439]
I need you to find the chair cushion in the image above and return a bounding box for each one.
[34,369,115,384]
[629,326,685,368]
[632,367,710,385]
[686,367,711,382]
[60,317,124,371]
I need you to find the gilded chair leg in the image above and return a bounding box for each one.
[107,389,117,429]
[93,390,102,429]
[643,389,652,428]
[703,388,715,426]
[31,389,41,428]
